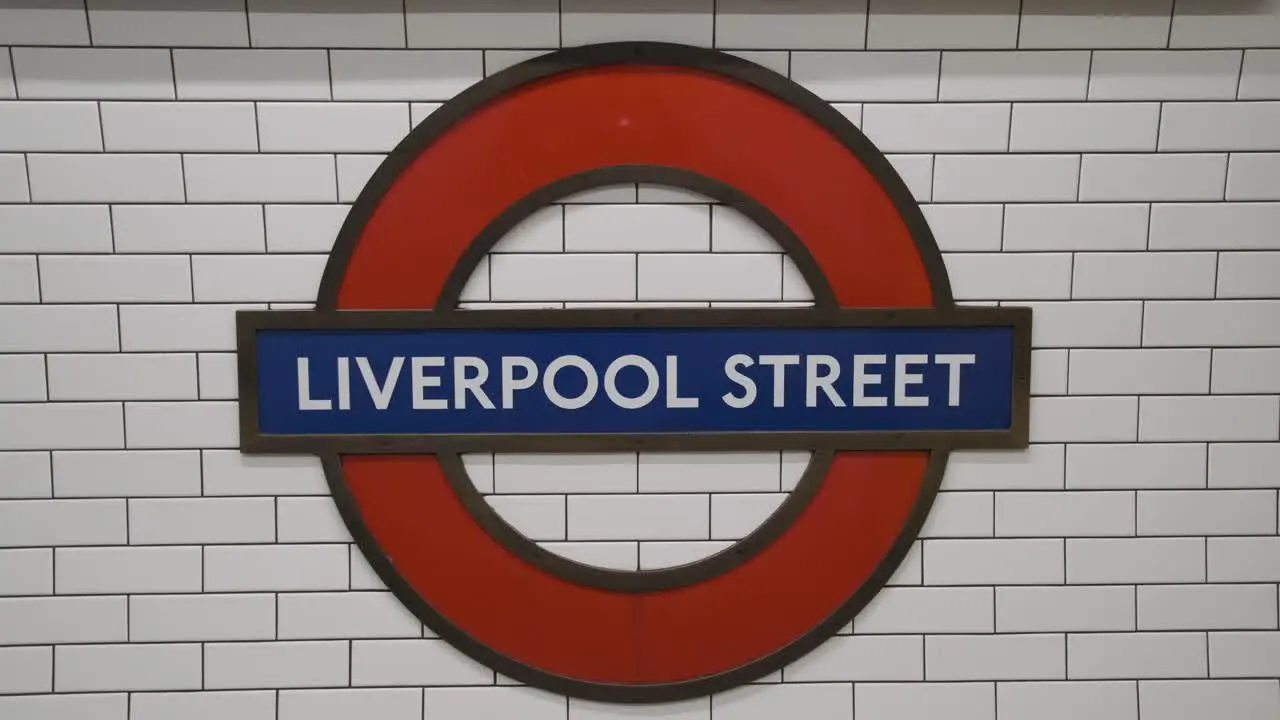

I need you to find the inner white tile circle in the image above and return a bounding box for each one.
[457,183,816,571]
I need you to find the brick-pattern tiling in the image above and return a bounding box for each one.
[1,1,1280,718]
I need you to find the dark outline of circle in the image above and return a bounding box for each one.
[311,41,954,703]
[438,166,841,594]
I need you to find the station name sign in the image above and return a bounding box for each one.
[238,306,1030,454]
[230,40,1039,705]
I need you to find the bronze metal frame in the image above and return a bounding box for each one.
[237,305,1032,455]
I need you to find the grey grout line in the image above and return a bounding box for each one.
[1085,50,1095,102]
[6,47,16,98]
[325,49,334,101]
[1005,102,1014,152]
[934,45,943,102]
[6,97,1280,107]
[4,42,1280,52]
[928,154,937,202]
[1205,627,1211,679]
[992,673,998,720]
[1213,250,1223,299]
[5,197,1280,209]
[38,351,50,404]
[252,102,263,154]
[1013,0,1025,52]
[1221,153,1233,204]
[862,1,872,50]
[168,48,178,102]
[711,0,718,49]
[0,673,1264,696]
[1231,50,1248,103]
[1132,581,1140,637]
[82,0,93,47]
[244,0,253,48]
[1135,677,1143,719]
[2,488,1276,503]
[402,0,410,49]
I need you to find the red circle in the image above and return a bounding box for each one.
[335,65,934,685]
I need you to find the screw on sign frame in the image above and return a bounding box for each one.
[234,42,1032,703]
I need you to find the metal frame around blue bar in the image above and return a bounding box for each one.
[236,306,1032,455]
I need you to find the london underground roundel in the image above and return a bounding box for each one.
[236,42,1032,703]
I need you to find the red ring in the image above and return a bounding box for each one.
[334,65,934,686]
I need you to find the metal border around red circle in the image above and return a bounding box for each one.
[313,42,954,703]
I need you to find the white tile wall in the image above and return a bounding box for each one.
[0,1,1278,718]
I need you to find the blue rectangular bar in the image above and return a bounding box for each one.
[251,324,1016,438]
